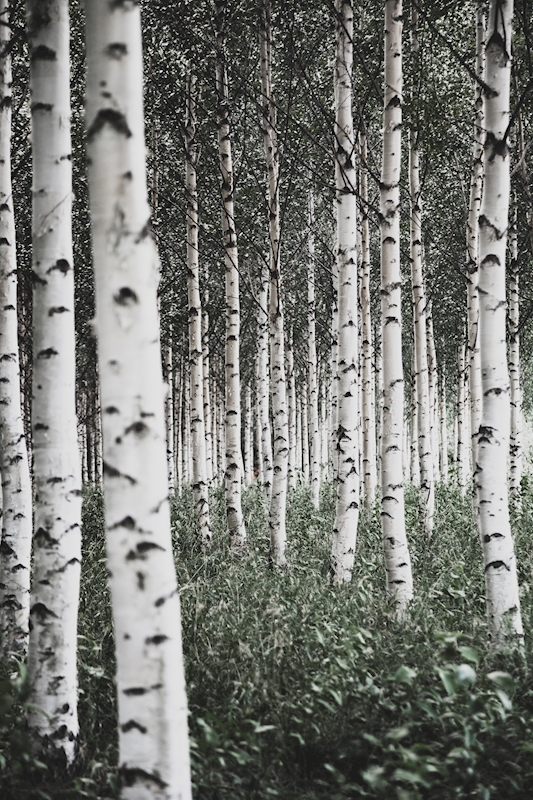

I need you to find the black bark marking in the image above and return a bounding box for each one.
[123,686,148,696]
[145,634,169,645]
[48,306,69,316]
[31,102,53,113]
[0,540,14,556]
[114,287,138,306]
[136,572,145,590]
[30,602,58,619]
[125,542,165,561]
[37,348,58,359]
[121,720,147,734]
[124,421,148,437]
[31,45,56,61]
[103,461,137,485]
[134,221,151,243]
[47,476,63,484]
[47,259,70,274]
[34,527,59,546]
[119,767,167,790]
[0,97,11,110]
[106,42,128,59]
[484,533,504,542]
[485,560,511,572]
[105,406,120,414]
[87,109,132,140]
[109,516,136,530]
[31,270,47,286]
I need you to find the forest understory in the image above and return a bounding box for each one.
[2,473,533,800]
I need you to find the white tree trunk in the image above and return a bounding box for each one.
[85,2,193,795]
[286,330,297,490]
[257,265,272,499]
[185,75,210,542]
[307,188,321,508]
[302,381,310,483]
[439,367,449,480]
[409,125,434,535]
[330,0,360,584]
[477,0,522,645]
[359,132,377,508]
[244,384,253,486]
[426,306,440,482]
[468,0,485,522]
[164,346,175,494]
[27,0,81,762]
[215,5,246,547]
[380,0,413,610]
[409,350,420,486]
[202,274,213,483]
[508,209,521,502]
[0,0,32,660]
[260,0,288,566]
[456,340,468,494]
[330,201,339,484]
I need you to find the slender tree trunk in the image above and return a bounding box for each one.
[27,0,81,762]
[244,384,253,486]
[85,2,193,794]
[426,305,440,482]
[302,381,310,483]
[255,360,263,484]
[307,188,321,508]
[176,362,184,495]
[257,264,273,498]
[330,201,339,484]
[409,125,434,534]
[468,0,485,524]
[260,0,288,566]
[380,0,413,609]
[456,340,468,493]
[330,0,360,583]
[0,0,32,660]
[359,131,377,508]
[286,329,297,490]
[185,74,210,542]
[439,366,449,480]
[409,349,420,486]
[508,207,521,503]
[202,272,213,483]
[477,0,522,645]
[215,0,246,546]
[164,345,175,494]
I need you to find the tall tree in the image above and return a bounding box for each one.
[330,0,360,585]
[477,0,523,644]
[26,0,82,762]
[0,0,32,660]
[259,0,289,567]
[379,0,413,609]
[215,0,246,547]
[85,1,193,795]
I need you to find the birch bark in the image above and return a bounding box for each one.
[26,0,81,761]
[0,0,32,660]
[359,132,377,508]
[260,0,288,566]
[456,340,468,493]
[307,188,321,509]
[286,329,297,490]
[508,209,521,502]
[330,0,360,584]
[215,0,246,547]
[257,264,273,498]
[185,74,210,543]
[85,2,193,795]
[477,0,522,644]
[468,1,485,521]
[380,0,413,609]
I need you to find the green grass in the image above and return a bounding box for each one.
[2,478,533,798]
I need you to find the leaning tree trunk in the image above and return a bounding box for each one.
[85,2,193,796]
[215,0,246,547]
[477,0,523,645]
[26,0,82,763]
[307,187,321,509]
[0,0,32,661]
[185,73,211,544]
[379,0,413,610]
[330,0,360,584]
[260,0,289,566]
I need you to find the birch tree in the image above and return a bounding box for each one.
[477,0,523,644]
[259,0,289,566]
[185,73,211,543]
[0,0,32,660]
[257,263,273,498]
[508,207,521,502]
[215,0,246,547]
[307,187,320,509]
[330,0,360,585]
[85,1,193,795]
[379,0,413,609]
[26,0,82,761]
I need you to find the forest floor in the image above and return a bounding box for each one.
[2,476,533,798]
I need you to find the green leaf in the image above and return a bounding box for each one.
[436,667,456,695]
[488,671,514,694]
[455,664,476,685]
[394,665,417,685]
[458,645,480,664]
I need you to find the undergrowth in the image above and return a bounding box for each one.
[2,478,533,798]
